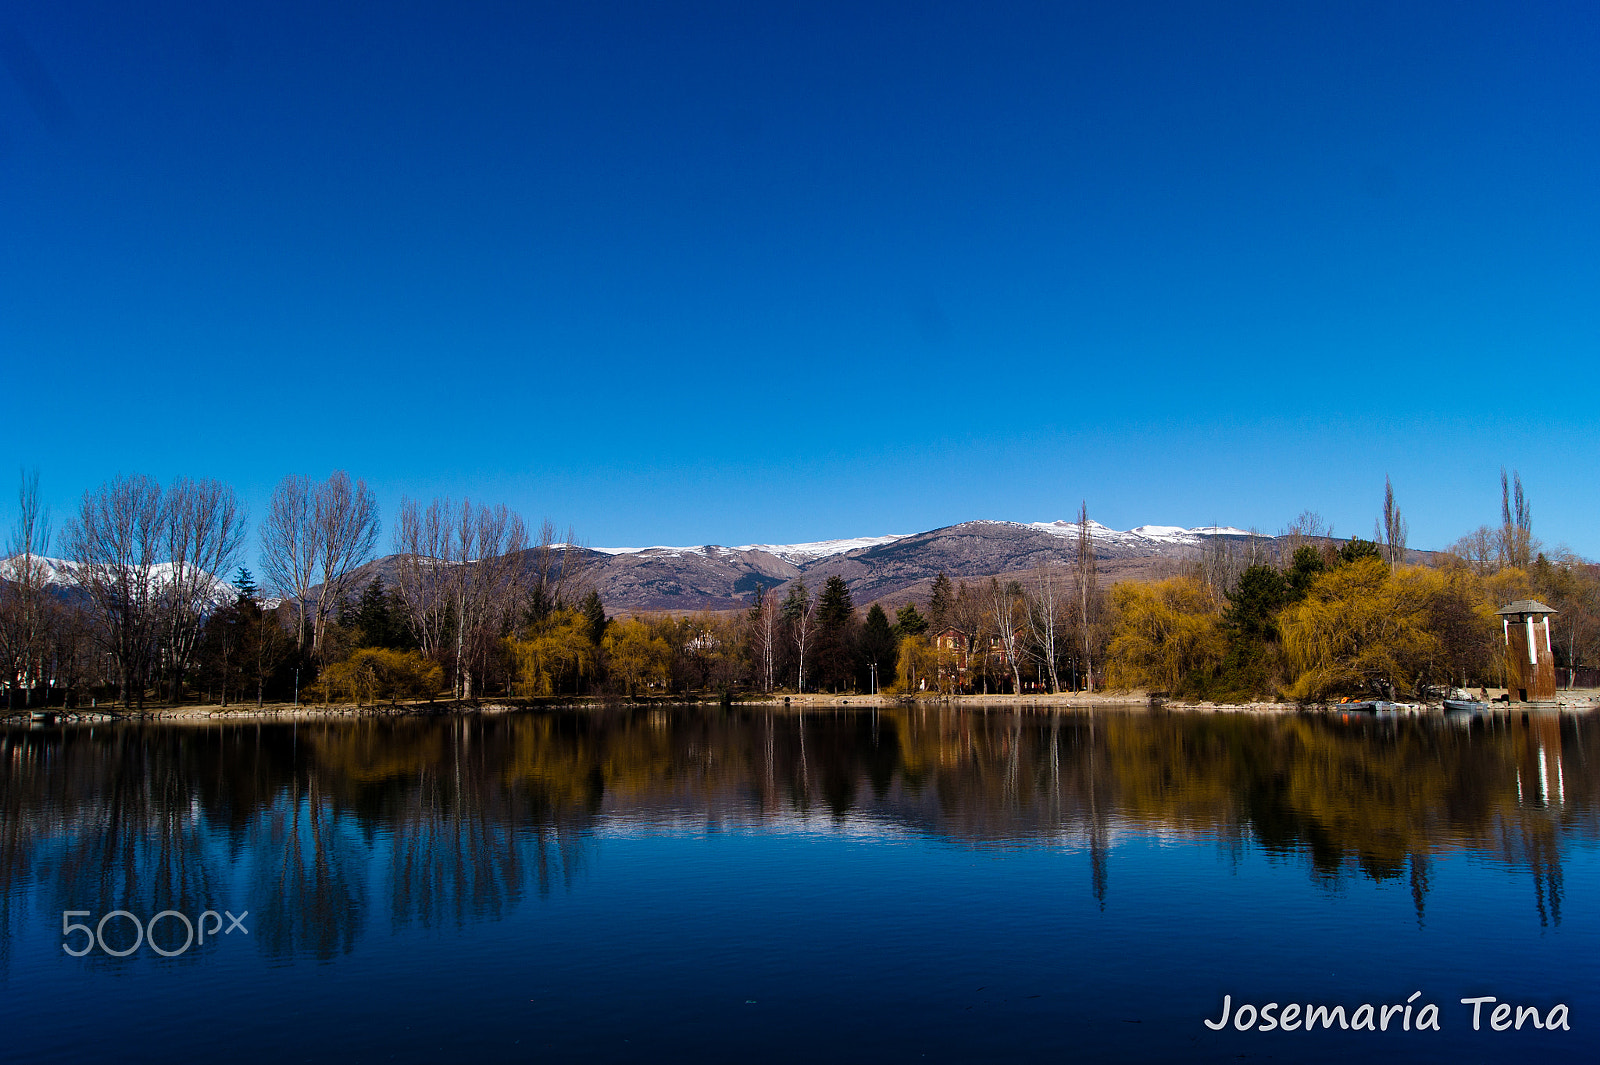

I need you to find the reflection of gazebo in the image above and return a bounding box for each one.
[1496,600,1558,704]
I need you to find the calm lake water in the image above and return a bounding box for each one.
[2,706,1596,1063]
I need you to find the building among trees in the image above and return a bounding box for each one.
[1497,599,1558,704]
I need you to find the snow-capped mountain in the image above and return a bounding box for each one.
[594,521,1254,565]
[563,520,1276,611]
[0,555,243,610]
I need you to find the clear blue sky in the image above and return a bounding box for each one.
[3,1,1596,562]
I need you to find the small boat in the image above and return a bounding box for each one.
[1331,700,1378,712]
[1443,698,1489,713]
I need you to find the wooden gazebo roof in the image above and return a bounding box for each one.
[1495,599,1557,616]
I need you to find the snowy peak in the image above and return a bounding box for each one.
[1019,520,1257,547]
[593,534,911,566]
[0,555,242,609]
[592,521,1260,568]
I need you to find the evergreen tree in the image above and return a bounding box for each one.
[351,577,393,647]
[812,575,858,691]
[1286,545,1325,600]
[893,603,928,639]
[580,590,608,646]
[928,572,954,631]
[859,603,896,692]
[1337,537,1384,567]
[233,567,258,602]
[1224,565,1289,643]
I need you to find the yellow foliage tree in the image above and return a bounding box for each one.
[508,609,597,696]
[602,618,672,696]
[1105,577,1226,692]
[1280,559,1443,701]
[320,648,444,704]
[894,635,938,693]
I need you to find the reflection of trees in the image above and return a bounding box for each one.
[249,771,367,961]
[3,708,1596,968]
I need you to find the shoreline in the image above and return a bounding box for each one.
[4,688,1597,725]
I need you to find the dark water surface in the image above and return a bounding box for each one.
[2,706,1596,1063]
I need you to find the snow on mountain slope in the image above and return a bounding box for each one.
[593,522,1258,566]
[1,555,241,608]
[593,534,911,566]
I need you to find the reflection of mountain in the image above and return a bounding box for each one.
[1,708,1593,965]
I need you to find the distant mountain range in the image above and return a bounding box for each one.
[555,519,1263,612]
[12,519,1404,617]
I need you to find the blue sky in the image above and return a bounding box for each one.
[2,1,1597,563]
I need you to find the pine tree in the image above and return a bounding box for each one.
[812,575,858,691]
[352,576,396,648]
[580,590,608,646]
[928,572,954,631]
[860,604,896,692]
[893,603,928,639]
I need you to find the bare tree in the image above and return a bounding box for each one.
[1280,509,1334,562]
[260,475,318,650]
[393,497,453,661]
[1027,562,1064,693]
[1498,468,1535,570]
[782,580,814,691]
[0,471,54,709]
[392,496,526,699]
[1448,525,1497,575]
[1379,475,1408,568]
[311,471,380,657]
[448,501,527,699]
[160,477,247,703]
[747,586,779,692]
[525,520,585,622]
[950,580,992,693]
[63,475,165,708]
[1073,502,1098,693]
[259,472,379,658]
[989,577,1027,695]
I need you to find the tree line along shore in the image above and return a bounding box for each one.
[2,469,1596,714]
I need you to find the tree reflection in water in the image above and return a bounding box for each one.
[1,707,1594,966]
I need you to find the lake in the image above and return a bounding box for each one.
[2,706,1595,1063]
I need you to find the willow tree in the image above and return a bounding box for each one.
[1105,577,1225,692]
[1280,558,1440,701]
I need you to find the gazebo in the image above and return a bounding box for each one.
[1496,600,1558,704]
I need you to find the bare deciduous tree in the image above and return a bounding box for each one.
[989,577,1027,694]
[1498,468,1535,570]
[1379,476,1408,568]
[63,474,165,708]
[1449,525,1497,575]
[260,471,379,656]
[0,471,54,709]
[160,477,247,703]
[747,586,779,692]
[312,471,380,657]
[260,475,318,650]
[1073,502,1098,693]
[1280,510,1334,562]
[782,580,814,692]
[1027,562,1064,693]
[392,496,526,699]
